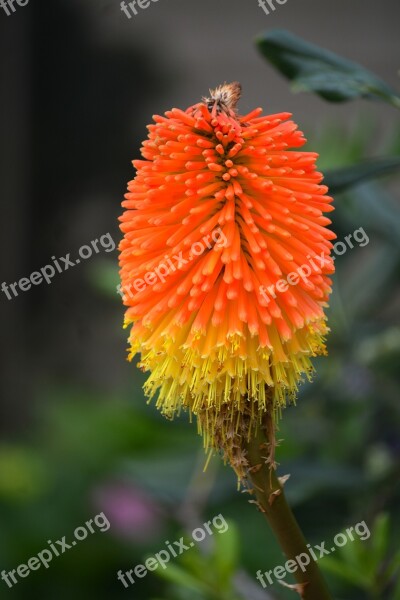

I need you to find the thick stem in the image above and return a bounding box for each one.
[245,425,333,600]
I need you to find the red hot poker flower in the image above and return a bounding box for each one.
[119,82,335,478]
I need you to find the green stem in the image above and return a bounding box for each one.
[245,426,333,600]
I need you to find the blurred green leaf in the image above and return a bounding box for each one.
[320,514,400,596]
[256,29,400,107]
[371,513,390,567]
[340,245,398,319]
[0,446,49,502]
[155,562,210,595]
[154,536,242,600]
[281,461,365,505]
[307,117,378,171]
[324,157,400,194]
[320,555,372,588]
[334,535,371,574]
[211,521,239,587]
[348,181,400,248]
[87,259,119,298]
[383,548,400,585]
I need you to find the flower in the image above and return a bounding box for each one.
[119,83,335,477]
[93,482,163,541]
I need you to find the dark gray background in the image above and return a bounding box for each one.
[0,0,399,431]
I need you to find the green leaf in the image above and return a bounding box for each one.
[320,556,372,589]
[348,181,400,249]
[87,259,120,297]
[255,29,400,108]
[371,513,390,567]
[154,562,209,595]
[334,535,371,573]
[341,245,398,319]
[211,521,239,587]
[324,157,400,194]
[383,548,400,585]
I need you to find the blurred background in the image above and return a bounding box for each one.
[0,1,399,598]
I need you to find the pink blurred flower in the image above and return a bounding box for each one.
[93,481,163,541]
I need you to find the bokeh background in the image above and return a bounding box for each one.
[0,1,399,598]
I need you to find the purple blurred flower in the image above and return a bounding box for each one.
[93,481,163,541]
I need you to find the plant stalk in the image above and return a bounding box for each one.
[245,425,333,600]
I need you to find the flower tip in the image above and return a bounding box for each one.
[203,81,242,113]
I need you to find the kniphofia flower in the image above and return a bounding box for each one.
[119,83,335,478]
